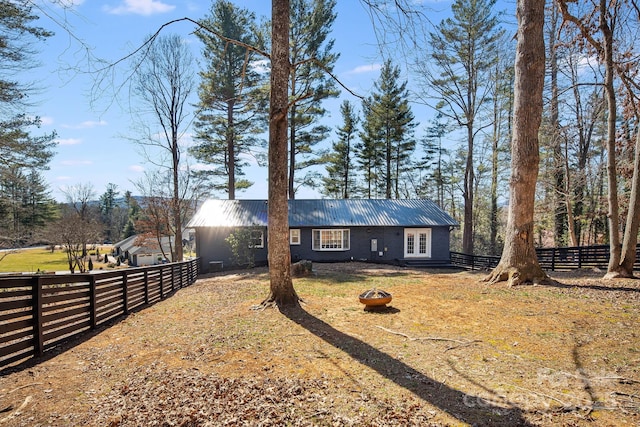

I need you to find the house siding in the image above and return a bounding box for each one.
[196,225,451,271]
[196,226,268,271]
[190,199,458,271]
[290,226,451,264]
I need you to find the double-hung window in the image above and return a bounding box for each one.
[290,229,301,245]
[312,229,350,251]
[249,230,264,248]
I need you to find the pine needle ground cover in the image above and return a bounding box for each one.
[1,263,638,426]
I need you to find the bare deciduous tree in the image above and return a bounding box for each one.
[133,170,201,262]
[47,184,102,273]
[131,33,195,263]
[558,0,640,278]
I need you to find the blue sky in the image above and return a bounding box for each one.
[31,0,513,201]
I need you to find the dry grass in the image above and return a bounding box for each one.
[0,263,639,426]
[0,246,115,274]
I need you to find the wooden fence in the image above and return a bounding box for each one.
[0,258,199,370]
[451,244,640,271]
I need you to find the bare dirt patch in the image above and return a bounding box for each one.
[1,263,639,426]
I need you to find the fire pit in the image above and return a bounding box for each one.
[359,288,392,310]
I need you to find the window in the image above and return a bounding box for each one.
[290,229,301,245]
[312,229,350,251]
[406,233,415,254]
[249,230,264,248]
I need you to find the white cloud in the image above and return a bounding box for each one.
[576,54,600,73]
[61,120,107,129]
[104,0,175,15]
[55,138,82,146]
[129,165,145,172]
[40,116,55,126]
[347,63,382,74]
[61,159,93,166]
[191,163,215,172]
[252,59,270,74]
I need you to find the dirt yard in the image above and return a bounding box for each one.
[1,263,639,426]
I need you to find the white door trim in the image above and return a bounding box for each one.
[404,228,432,258]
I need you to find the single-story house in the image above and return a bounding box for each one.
[113,234,175,267]
[188,199,459,271]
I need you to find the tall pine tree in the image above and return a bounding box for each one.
[416,113,450,206]
[322,100,359,198]
[190,0,268,199]
[424,0,503,255]
[356,99,384,198]
[358,60,416,199]
[0,167,55,246]
[0,2,56,248]
[0,1,56,177]
[288,0,340,198]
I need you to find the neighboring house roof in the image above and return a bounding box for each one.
[114,235,138,252]
[188,199,458,228]
[114,235,174,256]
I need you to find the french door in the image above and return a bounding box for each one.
[404,228,432,258]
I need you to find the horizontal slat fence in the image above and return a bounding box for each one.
[0,258,199,370]
[451,244,640,271]
[450,252,500,270]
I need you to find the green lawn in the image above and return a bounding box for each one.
[0,247,112,274]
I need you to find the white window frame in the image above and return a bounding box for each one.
[312,229,350,251]
[404,228,432,258]
[249,230,264,248]
[290,229,301,245]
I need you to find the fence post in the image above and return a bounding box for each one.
[89,275,97,329]
[122,271,129,315]
[144,270,149,305]
[578,247,583,269]
[551,248,556,271]
[159,266,164,299]
[32,276,44,358]
[171,264,176,292]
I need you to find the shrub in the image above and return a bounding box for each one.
[225,226,262,268]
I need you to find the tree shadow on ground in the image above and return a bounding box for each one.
[542,276,640,295]
[280,304,535,426]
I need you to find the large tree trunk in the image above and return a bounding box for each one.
[227,100,236,200]
[558,0,634,278]
[262,0,299,307]
[462,123,474,255]
[172,136,184,262]
[289,102,296,200]
[600,0,622,277]
[563,144,579,247]
[613,126,640,277]
[549,0,567,247]
[484,0,549,286]
[489,60,500,256]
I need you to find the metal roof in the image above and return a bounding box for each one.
[188,199,458,228]
[114,235,175,255]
